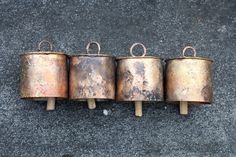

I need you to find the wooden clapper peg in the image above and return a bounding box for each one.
[87,99,96,109]
[47,97,56,111]
[135,101,143,117]
[180,101,188,115]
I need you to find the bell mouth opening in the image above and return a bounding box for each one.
[115,99,164,102]
[20,96,67,101]
[166,100,212,105]
[69,98,115,101]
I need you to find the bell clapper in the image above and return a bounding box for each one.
[180,101,188,115]
[47,97,56,111]
[88,99,96,109]
[135,101,143,117]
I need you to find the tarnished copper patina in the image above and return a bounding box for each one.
[69,42,115,109]
[165,46,213,115]
[116,43,164,117]
[20,40,68,111]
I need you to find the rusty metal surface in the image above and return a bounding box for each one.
[166,46,213,104]
[116,43,164,101]
[20,53,68,100]
[116,58,163,101]
[69,42,115,100]
[69,56,115,100]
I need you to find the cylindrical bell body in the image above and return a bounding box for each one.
[20,52,68,100]
[166,57,213,103]
[69,54,115,100]
[116,57,164,101]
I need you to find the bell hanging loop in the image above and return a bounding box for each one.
[182,46,197,57]
[129,42,147,57]
[38,40,53,51]
[86,41,101,55]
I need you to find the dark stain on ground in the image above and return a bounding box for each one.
[62,154,74,157]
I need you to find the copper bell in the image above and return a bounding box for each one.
[69,42,115,109]
[20,40,68,111]
[166,46,213,115]
[116,43,164,117]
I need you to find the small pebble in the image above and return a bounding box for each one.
[103,109,109,116]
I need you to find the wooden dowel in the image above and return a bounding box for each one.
[46,97,55,111]
[180,101,188,115]
[135,101,142,117]
[88,99,96,109]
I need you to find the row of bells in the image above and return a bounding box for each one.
[20,40,213,116]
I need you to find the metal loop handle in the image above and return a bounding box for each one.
[38,40,53,51]
[130,43,147,57]
[182,46,197,57]
[86,41,101,54]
